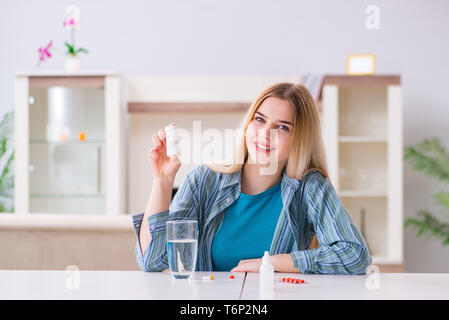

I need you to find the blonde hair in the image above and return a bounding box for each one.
[205,82,329,181]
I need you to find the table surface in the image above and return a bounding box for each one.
[0,270,245,300]
[1,270,449,300]
[242,272,449,300]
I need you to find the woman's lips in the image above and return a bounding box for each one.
[255,141,274,153]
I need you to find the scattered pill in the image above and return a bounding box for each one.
[277,277,306,284]
[229,275,234,279]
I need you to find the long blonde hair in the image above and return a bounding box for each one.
[205,82,329,181]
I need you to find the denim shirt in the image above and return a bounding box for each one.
[131,165,372,274]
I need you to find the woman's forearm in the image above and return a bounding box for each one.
[231,253,302,273]
[139,177,174,255]
[272,254,301,273]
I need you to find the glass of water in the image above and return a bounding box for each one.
[166,220,198,280]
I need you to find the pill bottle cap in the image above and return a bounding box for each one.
[261,251,271,266]
[165,123,178,133]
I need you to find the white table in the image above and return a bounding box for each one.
[0,270,244,300]
[1,270,449,300]
[241,272,449,300]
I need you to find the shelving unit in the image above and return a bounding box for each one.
[320,75,403,269]
[14,71,127,215]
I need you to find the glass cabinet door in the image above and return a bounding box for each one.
[28,85,106,214]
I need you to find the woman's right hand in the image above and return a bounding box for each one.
[149,128,181,181]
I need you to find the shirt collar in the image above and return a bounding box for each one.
[220,165,300,191]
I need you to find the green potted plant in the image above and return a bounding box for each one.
[404,137,449,245]
[0,111,14,213]
[63,8,88,72]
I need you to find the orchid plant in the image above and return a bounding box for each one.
[63,15,88,57]
[37,40,53,67]
[36,5,88,67]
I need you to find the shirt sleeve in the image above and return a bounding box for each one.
[131,168,200,272]
[290,172,372,275]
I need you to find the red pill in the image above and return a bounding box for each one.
[229,275,234,279]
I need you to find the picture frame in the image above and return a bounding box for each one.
[346,54,376,75]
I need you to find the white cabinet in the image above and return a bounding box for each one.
[320,75,403,266]
[14,72,127,215]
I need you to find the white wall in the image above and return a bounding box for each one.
[1,0,449,272]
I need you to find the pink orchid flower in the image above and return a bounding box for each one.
[38,41,53,62]
[63,17,79,29]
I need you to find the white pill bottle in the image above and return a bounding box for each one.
[164,123,180,157]
[259,251,274,292]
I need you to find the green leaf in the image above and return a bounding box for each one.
[76,47,88,54]
[404,137,449,182]
[443,236,449,246]
[433,191,449,216]
[0,111,14,213]
[64,42,75,54]
[405,211,449,245]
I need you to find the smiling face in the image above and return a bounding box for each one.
[245,96,295,167]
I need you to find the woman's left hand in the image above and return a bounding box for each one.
[231,258,262,272]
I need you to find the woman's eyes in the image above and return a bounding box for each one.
[254,117,289,131]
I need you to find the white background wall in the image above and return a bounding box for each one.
[1,0,448,272]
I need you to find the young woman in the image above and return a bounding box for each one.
[132,83,372,274]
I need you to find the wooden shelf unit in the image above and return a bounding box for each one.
[320,75,404,268]
[14,71,127,215]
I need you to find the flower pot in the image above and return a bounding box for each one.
[64,55,81,72]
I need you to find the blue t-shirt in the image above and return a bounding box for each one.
[211,180,283,271]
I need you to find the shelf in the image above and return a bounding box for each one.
[339,143,387,191]
[341,196,387,258]
[339,136,387,143]
[30,194,105,199]
[321,76,403,270]
[323,75,401,87]
[339,190,387,197]
[30,139,105,145]
[338,86,387,137]
[371,255,402,265]
[128,102,250,113]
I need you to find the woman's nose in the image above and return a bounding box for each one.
[257,125,276,142]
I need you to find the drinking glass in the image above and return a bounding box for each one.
[166,220,198,280]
